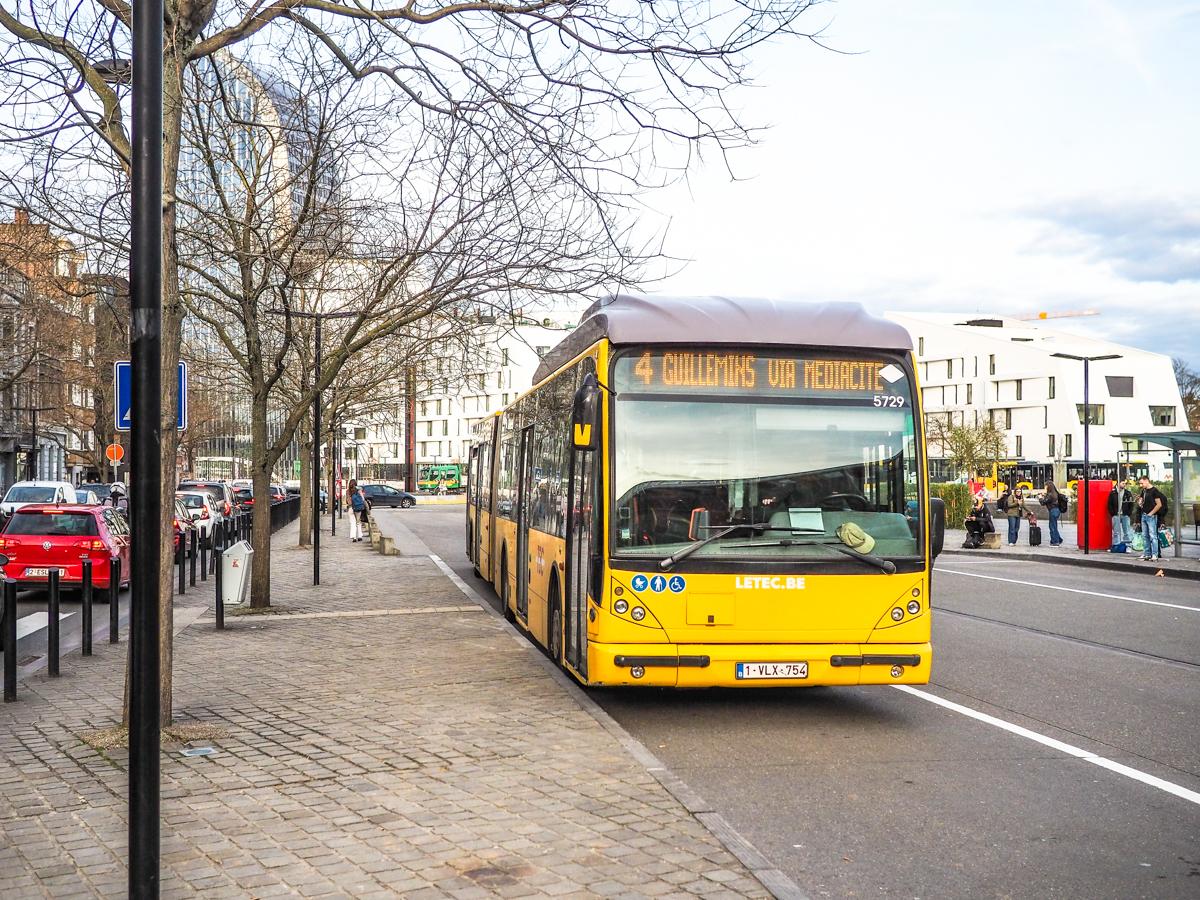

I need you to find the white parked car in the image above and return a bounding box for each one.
[175,490,224,543]
[1,480,79,516]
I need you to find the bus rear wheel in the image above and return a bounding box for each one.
[500,554,515,623]
[547,580,562,665]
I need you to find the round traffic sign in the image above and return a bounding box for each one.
[105,443,125,463]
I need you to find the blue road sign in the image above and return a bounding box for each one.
[631,574,649,592]
[668,575,686,593]
[649,575,667,593]
[115,361,187,432]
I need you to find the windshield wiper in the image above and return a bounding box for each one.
[723,535,897,574]
[658,523,768,570]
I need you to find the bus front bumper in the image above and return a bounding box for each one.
[587,641,931,687]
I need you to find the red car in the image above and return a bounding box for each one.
[0,504,131,591]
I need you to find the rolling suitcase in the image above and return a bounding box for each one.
[1028,524,1042,547]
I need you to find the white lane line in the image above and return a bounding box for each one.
[936,567,1200,612]
[894,685,1200,808]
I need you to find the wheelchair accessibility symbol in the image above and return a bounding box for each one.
[631,574,649,592]
[668,575,686,593]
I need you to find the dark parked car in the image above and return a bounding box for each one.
[233,487,254,512]
[361,483,416,509]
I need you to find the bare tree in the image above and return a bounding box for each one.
[1174,358,1200,431]
[2,0,822,715]
[927,416,1008,481]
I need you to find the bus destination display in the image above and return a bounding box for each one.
[615,350,909,403]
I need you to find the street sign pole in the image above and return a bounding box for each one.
[129,0,163,891]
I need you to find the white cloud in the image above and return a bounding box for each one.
[648,0,1200,368]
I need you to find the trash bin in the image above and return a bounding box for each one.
[221,540,253,605]
[1077,480,1114,551]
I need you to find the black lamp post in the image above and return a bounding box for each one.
[1052,352,1122,554]
[98,46,161,893]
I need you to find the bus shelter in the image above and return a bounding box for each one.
[1116,431,1200,558]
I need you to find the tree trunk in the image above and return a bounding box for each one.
[249,395,273,607]
[297,434,312,548]
[122,48,187,728]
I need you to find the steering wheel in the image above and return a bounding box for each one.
[819,493,872,512]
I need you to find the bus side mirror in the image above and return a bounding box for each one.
[571,374,600,450]
[929,497,946,558]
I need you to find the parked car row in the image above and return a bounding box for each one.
[0,473,358,594]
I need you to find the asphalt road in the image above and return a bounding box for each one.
[389,506,1200,898]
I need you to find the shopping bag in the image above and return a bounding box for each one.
[1158,527,1173,548]
[1131,533,1145,552]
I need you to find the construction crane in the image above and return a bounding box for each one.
[1014,310,1099,321]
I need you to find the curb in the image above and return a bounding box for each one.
[422,547,810,900]
[940,547,1200,582]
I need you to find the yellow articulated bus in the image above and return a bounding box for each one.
[466,295,946,688]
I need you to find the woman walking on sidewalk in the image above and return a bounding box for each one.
[348,479,365,543]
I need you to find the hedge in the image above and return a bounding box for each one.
[930,482,972,528]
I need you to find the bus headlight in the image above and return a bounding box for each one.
[630,666,645,679]
[890,665,904,678]
[614,599,629,615]
[890,607,904,622]
[631,606,646,622]
[907,600,920,615]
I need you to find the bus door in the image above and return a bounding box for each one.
[471,449,485,571]
[466,448,479,563]
[565,447,595,676]
[515,426,535,621]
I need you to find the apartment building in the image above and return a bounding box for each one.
[886,312,1186,480]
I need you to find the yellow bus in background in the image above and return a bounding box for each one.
[466,295,945,687]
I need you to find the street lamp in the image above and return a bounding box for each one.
[267,308,356,585]
[1052,352,1122,554]
[96,23,163,896]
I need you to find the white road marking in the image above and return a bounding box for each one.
[936,567,1200,612]
[894,685,1200,808]
[15,611,75,640]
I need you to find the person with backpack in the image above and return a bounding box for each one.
[1041,482,1065,546]
[1137,476,1168,561]
[348,479,366,543]
[999,485,1028,545]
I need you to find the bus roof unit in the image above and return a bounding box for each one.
[534,295,911,382]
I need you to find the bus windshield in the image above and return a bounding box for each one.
[612,349,921,562]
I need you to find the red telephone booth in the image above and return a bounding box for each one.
[1076,479,1114,551]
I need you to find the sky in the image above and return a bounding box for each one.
[645,0,1200,370]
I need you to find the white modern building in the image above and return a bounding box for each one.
[342,314,580,482]
[886,312,1186,481]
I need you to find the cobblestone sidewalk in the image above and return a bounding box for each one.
[0,518,787,899]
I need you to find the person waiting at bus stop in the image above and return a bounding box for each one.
[998,485,1028,545]
[963,492,994,548]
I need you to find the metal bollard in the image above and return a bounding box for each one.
[177,540,186,595]
[190,529,198,587]
[200,531,207,582]
[214,540,224,631]
[3,578,16,701]
[47,569,60,678]
[109,557,121,643]
[81,559,93,657]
